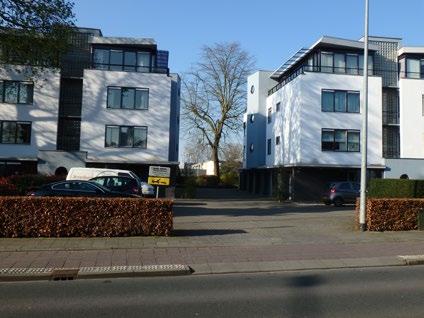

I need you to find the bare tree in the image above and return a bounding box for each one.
[182,42,254,178]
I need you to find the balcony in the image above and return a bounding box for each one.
[268,65,375,96]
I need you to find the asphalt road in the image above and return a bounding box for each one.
[1,266,424,318]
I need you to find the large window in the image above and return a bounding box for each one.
[406,59,424,79]
[93,48,152,72]
[320,52,373,75]
[0,121,31,144]
[105,125,147,148]
[267,107,272,124]
[321,90,360,113]
[321,129,360,152]
[107,87,149,110]
[0,81,33,104]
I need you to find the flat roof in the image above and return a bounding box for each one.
[398,46,424,56]
[270,36,379,80]
[90,36,156,46]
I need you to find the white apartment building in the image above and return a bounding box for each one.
[0,28,180,181]
[241,35,424,201]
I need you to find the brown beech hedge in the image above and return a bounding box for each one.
[355,198,424,231]
[0,196,173,237]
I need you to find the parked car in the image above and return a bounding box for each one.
[28,180,139,198]
[322,181,360,206]
[90,176,141,196]
[67,167,155,197]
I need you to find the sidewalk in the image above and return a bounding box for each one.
[1,190,424,278]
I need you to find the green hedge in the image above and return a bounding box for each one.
[368,179,424,198]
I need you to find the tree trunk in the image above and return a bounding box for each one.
[211,146,220,179]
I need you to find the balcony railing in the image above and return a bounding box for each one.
[382,111,399,125]
[92,63,169,75]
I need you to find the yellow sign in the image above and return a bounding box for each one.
[148,176,170,186]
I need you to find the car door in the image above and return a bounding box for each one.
[337,182,354,202]
[70,181,104,197]
[51,182,76,196]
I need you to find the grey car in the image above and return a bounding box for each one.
[322,181,360,206]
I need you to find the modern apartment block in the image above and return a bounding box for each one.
[0,28,180,180]
[240,35,424,201]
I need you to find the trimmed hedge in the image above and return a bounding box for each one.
[356,198,424,231]
[0,175,64,196]
[0,196,173,237]
[368,179,424,198]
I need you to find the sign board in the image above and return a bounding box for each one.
[148,176,170,186]
[149,166,171,178]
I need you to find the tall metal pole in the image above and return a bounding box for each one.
[359,0,369,232]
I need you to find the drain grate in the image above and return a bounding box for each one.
[51,268,79,281]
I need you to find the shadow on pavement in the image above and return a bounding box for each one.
[172,229,247,236]
[174,204,352,217]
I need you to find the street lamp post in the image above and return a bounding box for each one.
[359,0,369,232]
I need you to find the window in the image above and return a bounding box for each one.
[267,107,272,124]
[422,95,424,116]
[334,54,346,74]
[105,125,147,148]
[321,90,360,113]
[321,52,333,73]
[250,114,255,123]
[0,81,33,104]
[322,90,334,112]
[276,136,280,145]
[93,48,154,73]
[137,52,151,72]
[267,139,271,155]
[276,102,281,112]
[0,121,31,144]
[249,143,254,152]
[347,131,360,152]
[359,55,374,75]
[321,129,359,152]
[347,92,360,113]
[407,59,421,79]
[334,91,347,112]
[346,54,359,75]
[107,87,149,110]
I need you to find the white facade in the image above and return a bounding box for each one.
[81,70,173,163]
[191,160,216,175]
[399,78,424,158]
[265,72,383,168]
[0,65,60,159]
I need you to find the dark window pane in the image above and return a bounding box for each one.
[94,64,108,70]
[19,83,33,104]
[276,102,281,112]
[276,136,280,145]
[52,182,71,190]
[322,91,334,111]
[133,127,147,148]
[4,82,18,103]
[347,92,360,113]
[135,89,148,109]
[322,130,334,151]
[93,49,109,65]
[335,130,347,151]
[348,131,360,152]
[107,88,121,108]
[2,122,16,143]
[267,108,272,124]
[0,81,3,101]
[338,183,351,190]
[110,50,123,65]
[334,53,346,74]
[121,88,135,109]
[124,52,136,66]
[137,52,151,72]
[267,139,271,155]
[16,123,31,144]
[109,65,123,71]
[334,91,347,112]
[321,52,333,73]
[105,126,119,147]
[120,126,133,147]
[346,54,358,75]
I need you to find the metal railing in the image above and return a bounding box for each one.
[382,111,399,125]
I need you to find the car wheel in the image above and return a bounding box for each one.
[333,197,344,207]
